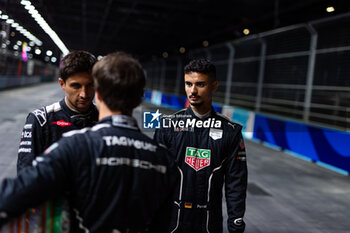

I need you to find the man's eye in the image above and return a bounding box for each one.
[197,83,205,87]
[185,82,192,87]
[71,85,80,89]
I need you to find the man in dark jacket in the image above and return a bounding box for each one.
[17,50,98,172]
[0,52,178,233]
[154,59,248,233]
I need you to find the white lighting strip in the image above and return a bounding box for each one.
[20,0,69,55]
[0,10,42,46]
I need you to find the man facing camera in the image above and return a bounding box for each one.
[17,50,98,172]
[154,59,248,233]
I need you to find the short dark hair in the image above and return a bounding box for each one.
[184,59,216,81]
[92,52,145,113]
[59,50,96,81]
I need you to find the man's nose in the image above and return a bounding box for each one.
[80,87,87,98]
[191,85,198,94]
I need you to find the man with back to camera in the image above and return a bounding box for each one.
[17,50,98,172]
[154,59,248,233]
[0,52,178,233]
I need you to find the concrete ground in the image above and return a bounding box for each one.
[0,82,349,233]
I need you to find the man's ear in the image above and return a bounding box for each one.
[95,91,102,101]
[58,78,65,90]
[212,81,218,92]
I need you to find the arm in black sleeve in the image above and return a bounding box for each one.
[225,132,248,233]
[17,111,45,172]
[153,128,167,146]
[1,138,73,226]
[148,149,180,233]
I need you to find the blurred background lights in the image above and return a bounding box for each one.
[35,48,41,55]
[20,0,69,55]
[0,9,43,46]
[162,52,168,58]
[326,6,335,13]
[243,28,250,35]
[179,47,186,54]
[6,19,14,24]
[202,40,209,47]
[46,50,53,56]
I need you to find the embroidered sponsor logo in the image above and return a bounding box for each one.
[238,151,246,155]
[52,120,72,127]
[240,139,245,149]
[236,156,246,161]
[44,142,59,154]
[234,218,243,226]
[96,157,167,174]
[18,148,32,153]
[20,141,32,146]
[209,128,223,140]
[185,147,211,171]
[21,131,32,138]
[24,124,32,129]
[103,136,157,152]
[32,108,47,126]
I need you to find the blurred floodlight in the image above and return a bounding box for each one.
[243,28,250,35]
[20,0,31,6]
[21,1,69,55]
[35,48,41,55]
[6,19,14,24]
[326,6,335,13]
[46,50,53,56]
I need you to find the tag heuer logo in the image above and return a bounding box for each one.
[185,147,211,171]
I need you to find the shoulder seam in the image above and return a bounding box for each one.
[215,112,243,127]
[63,127,92,137]
[45,102,62,113]
[173,108,187,115]
[62,124,111,138]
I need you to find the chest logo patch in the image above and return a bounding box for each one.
[185,147,211,171]
[209,128,223,140]
[52,120,72,127]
